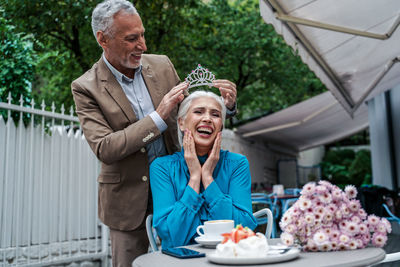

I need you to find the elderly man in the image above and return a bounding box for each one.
[71,0,237,266]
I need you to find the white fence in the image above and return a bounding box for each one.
[0,94,108,266]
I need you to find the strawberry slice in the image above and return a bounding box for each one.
[220,225,256,244]
[235,229,248,243]
[221,233,231,244]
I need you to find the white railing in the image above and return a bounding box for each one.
[0,93,108,266]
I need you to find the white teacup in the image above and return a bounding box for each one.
[196,220,234,240]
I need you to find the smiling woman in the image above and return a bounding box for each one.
[150,91,257,249]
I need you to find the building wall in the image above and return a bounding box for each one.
[221,129,284,189]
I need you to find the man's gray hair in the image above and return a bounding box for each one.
[91,0,138,43]
[177,90,226,146]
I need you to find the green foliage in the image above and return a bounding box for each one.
[321,149,372,188]
[0,9,35,122]
[1,0,325,119]
[2,0,101,110]
[349,150,372,186]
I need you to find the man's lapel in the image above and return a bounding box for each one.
[141,58,163,109]
[98,58,137,123]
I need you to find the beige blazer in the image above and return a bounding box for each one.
[71,54,181,231]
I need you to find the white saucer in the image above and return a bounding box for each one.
[194,236,223,248]
[207,247,300,265]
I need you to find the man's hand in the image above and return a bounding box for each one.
[156,82,188,120]
[213,79,237,110]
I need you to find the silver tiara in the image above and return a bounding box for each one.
[185,64,215,90]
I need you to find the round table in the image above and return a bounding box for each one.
[132,239,385,267]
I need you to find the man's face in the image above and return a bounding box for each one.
[99,11,147,77]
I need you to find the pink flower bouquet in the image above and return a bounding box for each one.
[279,180,391,251]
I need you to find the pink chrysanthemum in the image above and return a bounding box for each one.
[368,215,380,226]
[301,182,316,196]
[314,200,324,207]
[344,185,357,199]
[313,231,328,245]
[339,220,348,230]
[327,204,337,213]
[340,204,351,218]
[339,234,350,244]
[356,239,364,249]
[375,222,387,234]
[316,185,328,194]
[306,239,318,252]
[331,241,338,251]
[346,222,359,236]
[335,210,343,221]
[348,199,360,212]
[298,198,312,211]
[350,215,361,224]
[323,213,334,223]
[319,242,332,252]
[280,213,292,227]
[381,218,392,233]
[358,209,367,219]
[314,206,325,215]
[348,240,358,250]
[319,192,332,204]
[281,232,294,246]
[338,243,348,251]
[304,213,315,225]
[371,233,387,248]
[318,180,334,190]
[285,224,297,234]
[279,180,390,252]
[295,218,305,229]
[330,230,340,240]
[359,223,369,234]
[331,189,343,200]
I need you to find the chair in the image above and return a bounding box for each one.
[282,198,298,214]
[382,203,400,225]
[251,192,279,238]
[253,208,273,239]
[284,188,301,196]
[145,208,274,252]
[146,214,159,252]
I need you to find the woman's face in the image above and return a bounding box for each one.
[179,96,223,154]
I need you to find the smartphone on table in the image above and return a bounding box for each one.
[161,247,205,259]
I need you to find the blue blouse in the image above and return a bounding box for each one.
[150,149,257,248]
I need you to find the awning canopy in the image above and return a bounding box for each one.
[236,92,368,152]
[259,0,400,114]
[237,0,400,152]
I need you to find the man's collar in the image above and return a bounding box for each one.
[102,54,142,83]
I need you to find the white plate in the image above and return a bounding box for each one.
[207,247,300,265]
[194,236,222,248]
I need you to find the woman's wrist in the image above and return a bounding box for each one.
[188,174,201,193]
[202,175,213,189]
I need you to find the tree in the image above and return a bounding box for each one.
[2,0,325,121]
[1,0,101,110]
[0,9,35,122]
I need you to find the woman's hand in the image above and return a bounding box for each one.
[201,132,221,189]
[183,129,201,193]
